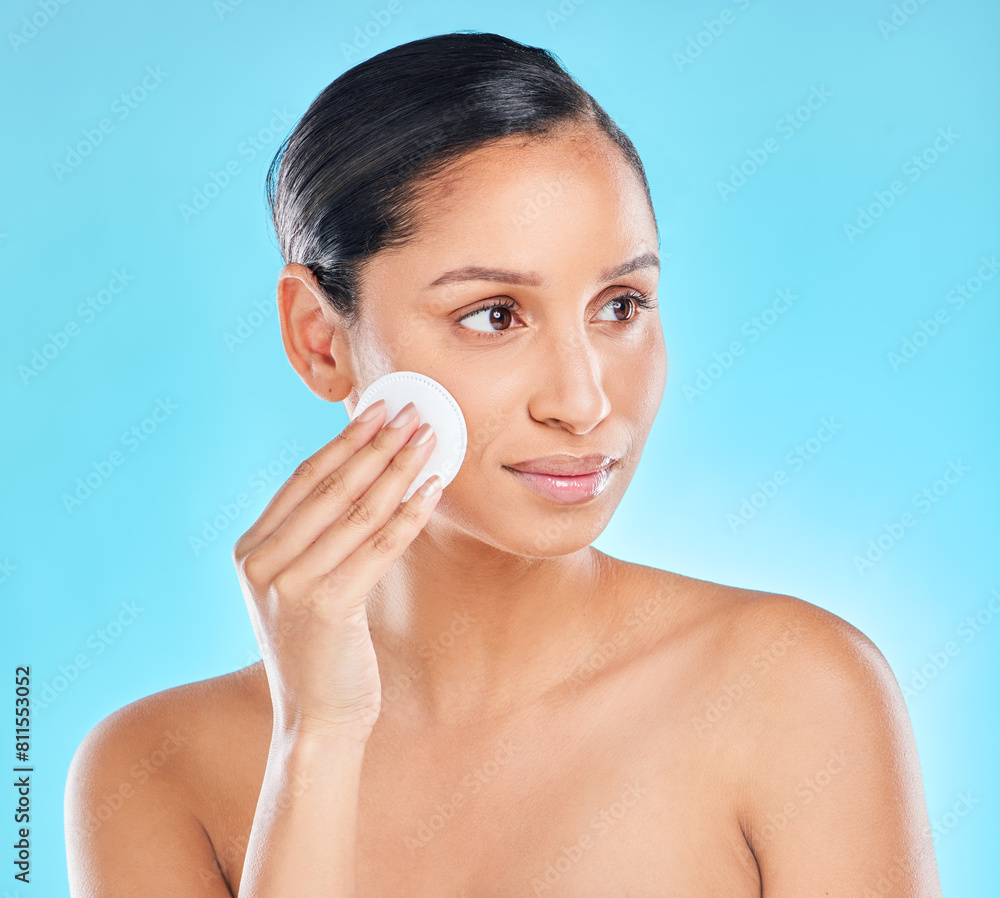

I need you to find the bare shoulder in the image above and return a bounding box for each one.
[65,664,270,895]
[68,663,268,786]
[693,576,903,722]
[615,556,910,765]
[621,557,896,695]
[624,563,939,893]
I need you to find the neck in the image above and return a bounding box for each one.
[366,518,618,730]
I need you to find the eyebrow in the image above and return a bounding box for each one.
[424,251,660,290]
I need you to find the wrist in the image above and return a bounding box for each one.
[271,720,373,753]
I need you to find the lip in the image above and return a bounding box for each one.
[503,457,618,505]
[505,454,617,476]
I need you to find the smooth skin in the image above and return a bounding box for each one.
[65,120,943,896]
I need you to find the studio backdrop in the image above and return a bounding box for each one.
[2,0,997,894]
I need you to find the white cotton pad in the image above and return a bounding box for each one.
[351,370,467,502]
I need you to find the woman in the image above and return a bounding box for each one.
[65,31,942,896]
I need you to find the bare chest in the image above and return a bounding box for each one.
[204,696,760,897]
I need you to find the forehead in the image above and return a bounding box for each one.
[420,123,649,235]
[365,122,657,304]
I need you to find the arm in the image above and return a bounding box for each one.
[238,729,367,897]
[741,602,943,897]
[229,390,442,892]
[65,702,371,896]
[65,709,234,897]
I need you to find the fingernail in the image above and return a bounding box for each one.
[417,474,442,497]
[356,399,385,422]
[406,422,434,446]
[388,401,417,428]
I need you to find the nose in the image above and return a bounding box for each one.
[526,329,611,434]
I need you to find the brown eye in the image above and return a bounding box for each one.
[488,306,513,329]
[611,296,636,321]
[597,292,648,323]
[457,299,518,334]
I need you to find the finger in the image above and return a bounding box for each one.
[233,400,388,558]
[284,427,439,583]
[306,474,444,617]
[249,411,431,582]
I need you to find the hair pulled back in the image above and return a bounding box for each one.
[266,30,654,326]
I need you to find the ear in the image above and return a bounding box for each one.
[276,262,358,403]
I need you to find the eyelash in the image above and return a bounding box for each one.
[457,290,657,339]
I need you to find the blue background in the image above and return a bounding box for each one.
[2,0,997,894]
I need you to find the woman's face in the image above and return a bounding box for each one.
[344,121,666,555]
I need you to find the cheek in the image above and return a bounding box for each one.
[442,373,522,460]
[463,405,515,459]
[630,329,667,420]
[353,326,398,382]
[441,401,521,515]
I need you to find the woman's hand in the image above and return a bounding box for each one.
[232,400,440,742]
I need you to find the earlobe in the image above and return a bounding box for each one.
[276,263,358,403]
